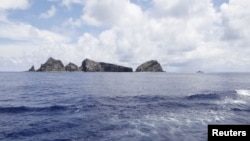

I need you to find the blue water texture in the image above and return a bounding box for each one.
[0,72,250,141]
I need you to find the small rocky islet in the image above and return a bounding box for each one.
[28,57,164,72]
[135,60,163,72]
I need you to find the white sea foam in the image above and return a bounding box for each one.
[235,89,250,96]
[219,97,247,104]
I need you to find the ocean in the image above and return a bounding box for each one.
[0,72,250,141]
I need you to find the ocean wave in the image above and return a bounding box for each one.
[185,91,240,101]
[4,127,51,138]
[186,93,221,100]
[0,105,73,114]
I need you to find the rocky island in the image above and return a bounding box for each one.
[65,62,79,72]
[36,57,65,72]
[136,60,163,72]
[28,57,164,72]
[81,59,132,72]
[28,65,35,72]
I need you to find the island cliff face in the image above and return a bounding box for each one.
[65,62,79,71]
[136,60,163,72]
[99,62,133,72]
[37,57,65,72]
[81,59,133,72]
[81,59,103,72]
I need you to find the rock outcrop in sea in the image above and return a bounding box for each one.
[65,62,79,72]
[28,65,35,72]
[37,57,65,72]
[81,59,133,72]
[136,60,164,72]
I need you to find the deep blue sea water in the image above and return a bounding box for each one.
[0,72,250,141]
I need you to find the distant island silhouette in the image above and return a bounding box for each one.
[196,70,204,73]
[28,57,164,72]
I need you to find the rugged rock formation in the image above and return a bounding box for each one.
[37,57,65,72]
[28,65,35,72]
[65,62,79,72]
[30,57,166,72]
[81,59,133,72]
[136,60,163,72]
[81,59,103,72]
[99,62,133,72]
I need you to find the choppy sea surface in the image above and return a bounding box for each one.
[0,72,250,141]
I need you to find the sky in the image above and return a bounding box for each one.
[0,0,249,72]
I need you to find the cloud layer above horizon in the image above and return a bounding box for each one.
[0,0,249,72]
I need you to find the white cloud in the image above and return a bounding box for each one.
[0,20,71,71]
[1,0,250,72]
[77,0,250,72]
[0,11,7,22]
[63,18,82,28]
[0,0,30,23]
[82,0,143,26]
[220,0,250,42]
[0,21,67,43]
[60,0,84,9]
[40,5,57,19]
[209,0,250,71]
[64,0,223,71]
[0,0,30,10]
